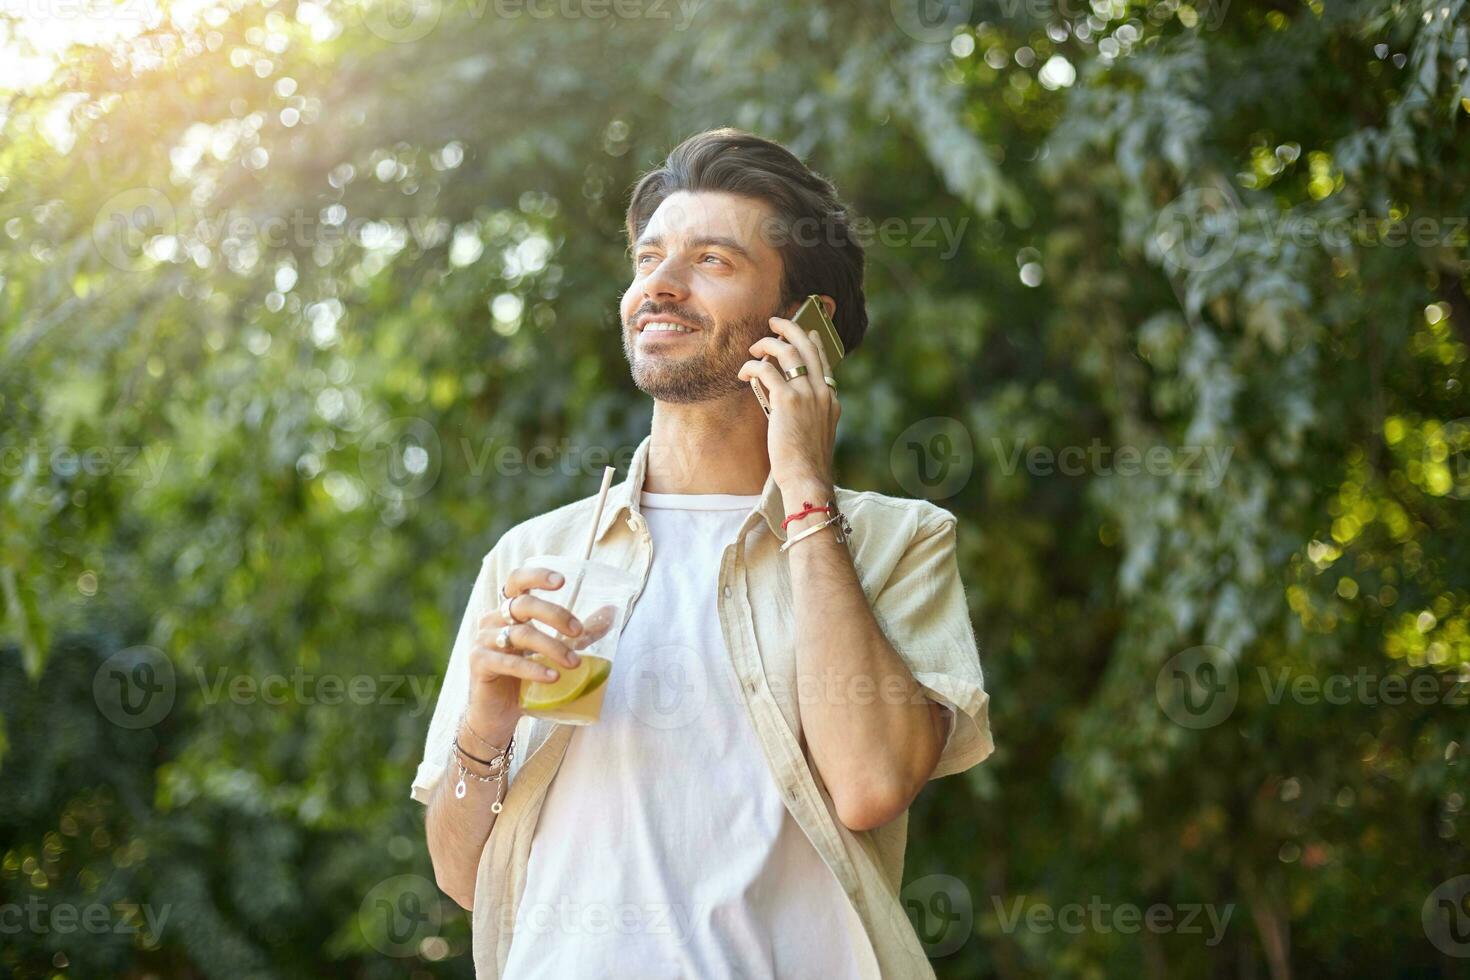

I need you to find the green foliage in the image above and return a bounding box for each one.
[2,0,1467,976]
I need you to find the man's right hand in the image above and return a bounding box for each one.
[465,566,588,734]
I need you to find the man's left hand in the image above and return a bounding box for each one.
[738,316,840,494]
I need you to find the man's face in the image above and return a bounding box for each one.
[620,190,787,403]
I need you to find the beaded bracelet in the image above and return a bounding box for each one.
[451,735,512,775]
[450,728,515,812]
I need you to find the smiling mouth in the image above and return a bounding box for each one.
[638,320,699,334]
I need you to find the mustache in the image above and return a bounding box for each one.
[626,304,712,329]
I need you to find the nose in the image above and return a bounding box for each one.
[640,256,690,305]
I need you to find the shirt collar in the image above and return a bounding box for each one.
[595,434,791,544]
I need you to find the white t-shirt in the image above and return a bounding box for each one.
[501,491,862,979]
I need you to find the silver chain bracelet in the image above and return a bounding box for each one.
[779,500,852,553]
[450,726,515,812]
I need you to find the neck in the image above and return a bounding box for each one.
[643,390,770,494]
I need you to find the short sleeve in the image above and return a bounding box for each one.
[930,697,958,754]
[410,550,500,804]
[871,515,994,780]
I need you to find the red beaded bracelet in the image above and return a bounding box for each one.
[782,501,831,530]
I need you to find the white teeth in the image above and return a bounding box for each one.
[643,322,693,333]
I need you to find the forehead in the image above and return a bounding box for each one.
[637,190,779,254]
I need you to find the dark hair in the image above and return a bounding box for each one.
[624,128,868,353]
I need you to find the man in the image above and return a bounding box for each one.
[413,128,994,978]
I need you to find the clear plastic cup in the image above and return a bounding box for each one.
[516,554,639,725]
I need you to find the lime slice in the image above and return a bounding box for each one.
[520,655,612,712]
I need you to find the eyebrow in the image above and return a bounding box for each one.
[633,234,753,260]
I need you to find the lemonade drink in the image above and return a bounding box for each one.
[516,555,638,726]
[520,653,612,724]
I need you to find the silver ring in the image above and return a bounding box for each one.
[500,593,526,624]
[783,364,808,381]
[822,375,837,389]
[495,625,514,650]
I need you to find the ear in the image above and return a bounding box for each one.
[780,294,838,320]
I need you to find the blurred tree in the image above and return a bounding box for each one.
[1,0,1467,977]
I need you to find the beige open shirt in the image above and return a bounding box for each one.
[412,435,995,978]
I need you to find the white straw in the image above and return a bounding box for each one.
[559,465,617,631]
[580,465,617,561]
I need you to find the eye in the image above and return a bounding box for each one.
[635,253,658,267]
[700,253,726,266]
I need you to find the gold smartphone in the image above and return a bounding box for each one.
[750,294,845,415]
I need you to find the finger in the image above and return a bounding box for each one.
[568,604,616,650]
[771,317,825,395]
[471,645,561,683]
[505,622,582,670]
[805,326,834,386]
[502,566,565,598]
[747,336,811,391]
[571,623,613,650]
[505,594,584,637]
[474,619,580,667]
[804,326,838,419]
[737,360,793,406]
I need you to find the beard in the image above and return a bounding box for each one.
[621,302,780,404]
